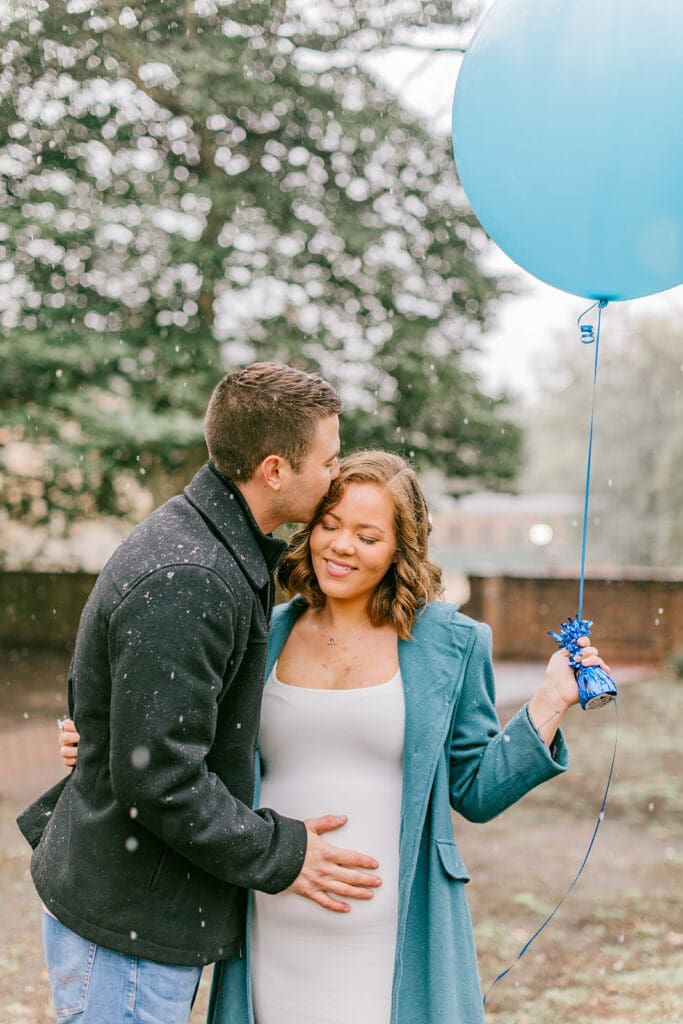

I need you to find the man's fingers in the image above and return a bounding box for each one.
[293,826,382,911]
[304,822,380,871]
[324,865,381,888]
[319,879,377,900]
[305,814,348,835]
[309,892,350,913]
[328,846,379,872]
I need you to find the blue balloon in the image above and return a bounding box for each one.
[452,0,683,301]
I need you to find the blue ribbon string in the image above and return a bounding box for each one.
[482,298,616,1006]
[577,299,608,619]
[482,700,618,1005]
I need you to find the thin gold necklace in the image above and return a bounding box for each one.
[319,608,370,646]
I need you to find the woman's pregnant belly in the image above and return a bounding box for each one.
[250,674,405,1024]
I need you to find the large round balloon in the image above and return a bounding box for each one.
[452,0,683,301]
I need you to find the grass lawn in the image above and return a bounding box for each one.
[459,672,682,1023]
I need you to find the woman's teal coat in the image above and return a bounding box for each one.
[208,600,569,1024]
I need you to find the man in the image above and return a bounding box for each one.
[18,362,381,1023]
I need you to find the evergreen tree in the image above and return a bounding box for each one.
[1,0,519,528]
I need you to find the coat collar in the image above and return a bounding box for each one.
[265,599,475,701]
[184,463,287,590]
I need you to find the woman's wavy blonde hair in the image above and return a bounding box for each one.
[277,451,444,639]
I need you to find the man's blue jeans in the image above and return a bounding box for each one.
[42,912,203,1023]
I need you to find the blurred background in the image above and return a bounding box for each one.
[1,0,681,585]
[0,2,681,1021]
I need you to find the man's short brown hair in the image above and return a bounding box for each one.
[204,362,342,481]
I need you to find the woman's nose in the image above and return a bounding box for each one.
[331,532,355,553]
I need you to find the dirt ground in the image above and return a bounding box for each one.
[1,646,681,1024]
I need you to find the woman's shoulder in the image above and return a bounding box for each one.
[417,600,488,632]
[413,601,492,652]
[407,603,492,671]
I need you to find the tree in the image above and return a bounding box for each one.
[0,0,519,534]
[522,313,683,569]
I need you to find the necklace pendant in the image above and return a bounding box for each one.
[328,636,337,646]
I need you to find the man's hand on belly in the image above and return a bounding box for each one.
[287,815,382,912]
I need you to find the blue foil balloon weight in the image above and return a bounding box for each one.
[548,617,617,710]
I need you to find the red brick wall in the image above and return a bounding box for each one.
[0,571,96,650]
[0,571,681,665]
[462,575,683,665]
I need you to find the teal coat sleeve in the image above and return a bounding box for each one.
[448,621,569,823]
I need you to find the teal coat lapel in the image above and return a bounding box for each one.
[396,604,478,911]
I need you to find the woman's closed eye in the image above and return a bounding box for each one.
[321,521,377,545]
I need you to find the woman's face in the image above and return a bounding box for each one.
[309,481,398,604]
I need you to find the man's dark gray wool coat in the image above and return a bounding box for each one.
[17,463,307,966]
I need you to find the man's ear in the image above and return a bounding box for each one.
[257,454,292,493]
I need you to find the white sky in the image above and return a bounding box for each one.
[363,11,683,401]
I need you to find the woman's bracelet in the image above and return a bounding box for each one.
[535,708,561,730]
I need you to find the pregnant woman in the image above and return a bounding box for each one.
[59,450,608,1024]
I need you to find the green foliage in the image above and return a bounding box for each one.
[0,0,520,526]
[667,649,683,679]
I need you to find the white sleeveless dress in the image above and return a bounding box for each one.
[251,664,405,1024]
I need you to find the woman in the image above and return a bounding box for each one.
[59,451,608,1024]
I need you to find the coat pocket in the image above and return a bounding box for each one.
[145,846,170,894]
[436,840,470,883]
[145,845,190,902]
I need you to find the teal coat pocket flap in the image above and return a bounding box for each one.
[436,840,470,882]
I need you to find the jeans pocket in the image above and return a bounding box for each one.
[42,912,97,1019]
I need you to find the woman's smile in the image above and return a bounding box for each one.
[323,558,357,577]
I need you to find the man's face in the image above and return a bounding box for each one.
[279,415,340,524]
